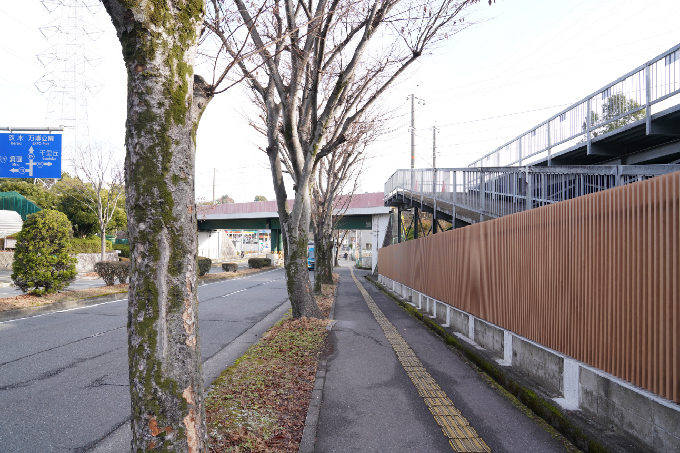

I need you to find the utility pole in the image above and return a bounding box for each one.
[433,126,438,234]
[212,168,215,204]
[432,126,437,169]
[411,94,415,169]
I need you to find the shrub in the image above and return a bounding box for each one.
[114,262,130,284]
[94,261,130,285]
[113,244,130,258]
[263,258,272,267]
[222,262,238,272]
[198,256,212,276]
[69,237,113,254]
[248,257,265,269]
[12,210,77,295]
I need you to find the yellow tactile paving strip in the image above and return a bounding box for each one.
[349,268,491,453]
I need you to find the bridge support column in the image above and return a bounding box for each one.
[397,208,402,243]
[271,229,283,253]
[414,207,419,239]
[433,200,438,234]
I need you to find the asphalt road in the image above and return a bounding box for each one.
[0,267,298,453]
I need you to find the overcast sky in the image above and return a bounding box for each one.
[1,0,679,203]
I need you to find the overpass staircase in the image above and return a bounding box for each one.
[384,165,680,232]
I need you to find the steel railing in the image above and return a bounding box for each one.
[385,165,680,221]
[380,170,680,404]
[469,43,680,168]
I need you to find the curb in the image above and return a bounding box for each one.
[298,271,340,453]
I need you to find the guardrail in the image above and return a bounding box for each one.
[385,165,680,220]
[469,43,680,167]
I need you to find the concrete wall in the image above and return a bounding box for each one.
[75,252,119,272]
[0,252,13,269]
[0,251,118,272]
[198,230,239,260]
[378,274,680,452]
[371,213,390,273]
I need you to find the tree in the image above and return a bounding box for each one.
[57,184,99,237]
[199,193,234,205]
[0,180,59,210]
[215,193,235,204]
[63,143,125,261]
[254,195,267,201]
[215,0,485,318]
[100,1,211,451]
[11,210,77,295]
[311,111,380,291]
[582,93,646,138]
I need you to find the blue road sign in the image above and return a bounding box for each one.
[0,133,62,179]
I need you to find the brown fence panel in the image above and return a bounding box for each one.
[380,171,680,403]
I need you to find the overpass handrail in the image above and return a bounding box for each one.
[468,43,680,168]
[384,165,680,220]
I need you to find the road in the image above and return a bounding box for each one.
[0,267,298,453]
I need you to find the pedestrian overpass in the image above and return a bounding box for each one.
[377,44,680,451]
[197,192,391,270]
[388,43,680,239]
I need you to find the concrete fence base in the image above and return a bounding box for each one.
[377,274,680,452]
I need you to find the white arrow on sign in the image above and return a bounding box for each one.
[9,168,19,173]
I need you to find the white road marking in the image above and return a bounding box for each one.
[0,269,284,324]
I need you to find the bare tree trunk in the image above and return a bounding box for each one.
[313,228,334,292]
[101,228,106,262]
[101,1,209,451]
[284,226,321,318]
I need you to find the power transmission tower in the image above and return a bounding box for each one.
[35,0,104,158]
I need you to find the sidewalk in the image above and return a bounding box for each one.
[311,265,572,453]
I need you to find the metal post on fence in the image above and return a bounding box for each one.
[587,98,592,154]
[479,170,486,221]
[526,167,533,211]
[547,122,552,166]
[518,139,522,166]
[645,63,652,135]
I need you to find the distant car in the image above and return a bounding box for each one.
[307,246,315,270]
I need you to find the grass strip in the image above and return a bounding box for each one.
[206,273,338,452]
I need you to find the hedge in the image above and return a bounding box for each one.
[69,237,113,254]
[94,261,130,286]
[222,262,238,272]
[248,257,265,269]
[198,256,212,276]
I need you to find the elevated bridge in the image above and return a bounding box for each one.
[197,193,391,270]
[388,43,680,239]
[385,165,680,238]
[469,43,680,168]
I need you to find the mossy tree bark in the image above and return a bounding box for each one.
[312,228,334,291]
[100,1,211,451]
